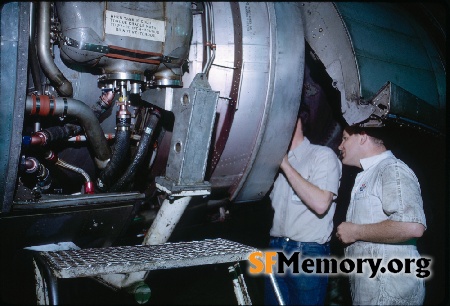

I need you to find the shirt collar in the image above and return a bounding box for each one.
[360,150,394,170]
[289,137,310,158]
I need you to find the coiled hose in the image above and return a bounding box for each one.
[109,109,160,192]
[97,128,131,191]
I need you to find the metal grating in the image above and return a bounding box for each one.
[38,238,259,279]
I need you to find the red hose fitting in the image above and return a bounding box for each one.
[29,94,56,116]
[84,181,95,194]
[30,131,48,145]
[44,150,58,164]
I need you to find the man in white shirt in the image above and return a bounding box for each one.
[336,123,427,305]
[265,109,342,305]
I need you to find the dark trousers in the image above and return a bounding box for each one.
[264,237,330,305]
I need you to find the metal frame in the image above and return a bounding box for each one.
[32,238,283,305]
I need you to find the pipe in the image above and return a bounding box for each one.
[116,196,193,288]
[22,157,52,191]
[37,2,73,97]
[25,89,114,146]
[91,89,115,120]
[26,124,83,146]
[67,134,115,142]
[29,2,43,94]
[56,159,94,194]
[109,109,161,192]
[97,195,192,289]
[25,90,114,146]
[45,151,94,194]
[97,104,132,191]
[143,196,192,245]
[26,94,112,168]
[202,2,216,75]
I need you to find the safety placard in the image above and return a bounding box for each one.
[105,10,165,42]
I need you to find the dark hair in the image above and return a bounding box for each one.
[298,102,310,135]
[344,124,386,146]
[344,124,365,136]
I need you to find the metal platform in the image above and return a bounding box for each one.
[32,238,286,305]
[37,238,259,279]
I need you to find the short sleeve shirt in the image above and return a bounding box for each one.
[269,137,342,244]
[344,152,427,305]
[346,150,427,228]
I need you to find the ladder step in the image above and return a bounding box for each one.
[38,238,259,279]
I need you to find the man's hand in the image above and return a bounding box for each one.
[336,222,361,244]
[280,154,289,171]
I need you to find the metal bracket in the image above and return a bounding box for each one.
[369,82,391,118]
[353,82,392,127]
[155,73,219,196]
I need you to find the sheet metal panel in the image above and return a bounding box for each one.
[335,2,445,131]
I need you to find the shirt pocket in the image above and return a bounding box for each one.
[351,192,373,224]
[290,166,310,204]
[291,191,301,203]
[354,190,366,200]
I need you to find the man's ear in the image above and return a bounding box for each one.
[359,133,368,145]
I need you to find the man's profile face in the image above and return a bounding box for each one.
[338,130,360,167]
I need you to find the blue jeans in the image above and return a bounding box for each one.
[264,237,330,305]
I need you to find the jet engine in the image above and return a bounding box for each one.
[0,1,445,304]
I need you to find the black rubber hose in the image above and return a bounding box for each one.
[26,95,112,167]
[65,100,112,163]
[109,110,160,192]
[43,124,83,142]
[91,89,115,121]
[30,94,111,145]
[97,128,131,191]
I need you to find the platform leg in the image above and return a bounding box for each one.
[228,263,252,305]
[33,258,49,305]
[268,272,285,305]
[33,254,59,305]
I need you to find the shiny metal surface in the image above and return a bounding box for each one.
[2,1,446,209]
[0,0,446,212]
[183,2,306,202]
[155,74,219,194]
[38,238,258,278]
[299,2,373,125]
[56,2,192,77]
